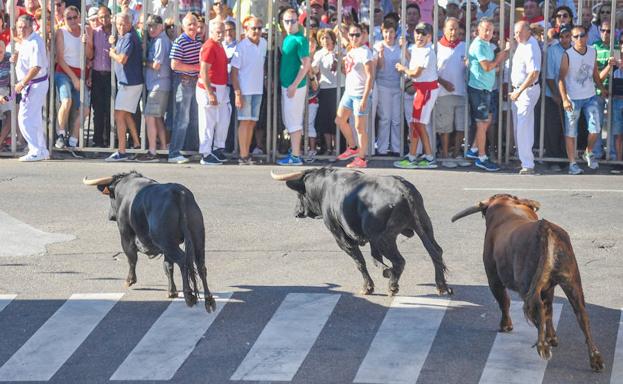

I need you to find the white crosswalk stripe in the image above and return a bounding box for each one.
[354,296,450,384]
[111,292,233,381]
[611,308,623,384]
[0,292,620,383]
[479,301,563,384]
[0,293,123,382]
[230,293,340,381]
[0,295,16,313]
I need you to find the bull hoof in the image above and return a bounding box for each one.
[360,285,374,295]
[184,293,198,307]
[388,284,399,296]
[205,296,217,313]
[124,278,137,288]
[436,285,453,296]
[167,291,178,299]
[499,324,513,333]
[547,335,558,347]
[536,341,552,360]
[382,269,391,278]
[590,350,604,372]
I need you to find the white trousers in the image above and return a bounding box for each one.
[376,84,402,154]
[19,82,49,157]
[196,84,231,156]
[512,84,540,169]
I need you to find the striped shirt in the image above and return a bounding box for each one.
[169,33,201,76]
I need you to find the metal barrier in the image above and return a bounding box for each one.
[2,0,622,168]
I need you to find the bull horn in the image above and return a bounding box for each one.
[82,176,114,186]
[270,170,304,181]
[451,204,484,222]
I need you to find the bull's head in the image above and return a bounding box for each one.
[271,169,323,219]
[83,171,145,221]
[451,194,540,222]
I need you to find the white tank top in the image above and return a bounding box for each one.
[61,28,82,68]
[564,46,596,100]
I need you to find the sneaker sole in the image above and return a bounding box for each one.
[168,160,190,164]
[336,153,358,161]
[393,163,418,169]
[475,163,500,172]
[200,161,222,166]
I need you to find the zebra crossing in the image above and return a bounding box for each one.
[0,291,620,383]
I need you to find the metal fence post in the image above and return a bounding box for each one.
[497,0,505,164]
[110,0,117,150]
[538,0,550,160]
[8,0,16,155]
[464,0,472,157]
[505,0,516,164]
[79,0,87,149]
[399,0,406,157]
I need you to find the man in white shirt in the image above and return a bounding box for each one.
[231,17,267,165]
[558,25,608,175]
[510,21,541,174]
[10,15,49,161]
[435,17,469,168]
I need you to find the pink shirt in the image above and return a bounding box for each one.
[92,27,112,72]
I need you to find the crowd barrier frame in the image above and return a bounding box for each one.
[1,0,622,168]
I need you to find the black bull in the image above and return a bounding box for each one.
[83,171,216,312]
[272,168,452,296]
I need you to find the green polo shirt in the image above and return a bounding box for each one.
[593,39,619,95]
[280,30,309,88]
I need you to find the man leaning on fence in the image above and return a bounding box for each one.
[168,12,202,164]
[106,11,143,162]
[8,15,50,161]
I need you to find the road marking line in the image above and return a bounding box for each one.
[464,188,623,193]
[230,293,340,381]
[0,293,123,382]
[479,301,563,384]
[0,210,74,257]
[110,292,232,381]
[0,295,16,313]
[611,308,623,384]
[354,296,450,384]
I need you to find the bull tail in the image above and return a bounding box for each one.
[523,220,556,326]
[178,190,200,298]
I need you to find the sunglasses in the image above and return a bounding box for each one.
[374,8,382,13]
[212,2,222,6]
[249,26,262,31]
[66,15,79,21]
[600,10,610,14]
[601,29,611,33]
[555,13,569,18]
[572,32,587,39]
[283,19,297,25]
[349,32,361,37]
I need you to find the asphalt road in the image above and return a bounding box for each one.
[0,159,622,384]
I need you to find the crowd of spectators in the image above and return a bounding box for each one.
[0,0,622,174]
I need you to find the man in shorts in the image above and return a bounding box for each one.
[106,11,143,161]
[231,16,267,165]
[137,15,171,162]
[277,8,311,166]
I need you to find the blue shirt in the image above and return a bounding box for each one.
[114,28,143,86]
[0,53,10,89]
[146,31,172,91]
[545,42,566,98]
[468,37,495,91]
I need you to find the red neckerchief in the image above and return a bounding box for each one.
[522,15,544,24]
[439,36,460,49]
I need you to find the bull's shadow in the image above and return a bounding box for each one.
[0,284,619,384]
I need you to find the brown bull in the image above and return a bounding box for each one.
[452,194,603,372]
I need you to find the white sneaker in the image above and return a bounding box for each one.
[441,159,457,168]
[168,155,190,164]
[19,153,48,162]
[455,156,471,167]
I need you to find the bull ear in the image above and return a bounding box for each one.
[97,185,112,196]
[286,179,306,194]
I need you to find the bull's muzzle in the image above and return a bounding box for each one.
[83,176,114,186]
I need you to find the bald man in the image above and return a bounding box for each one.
[510,20,541,174]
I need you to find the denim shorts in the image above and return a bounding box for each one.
[54,72,80,108]
[612,98,623,136]
[339,93,370,116]
[467,86,491,122]
[237,94,262,121]
[564,95,601,138]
